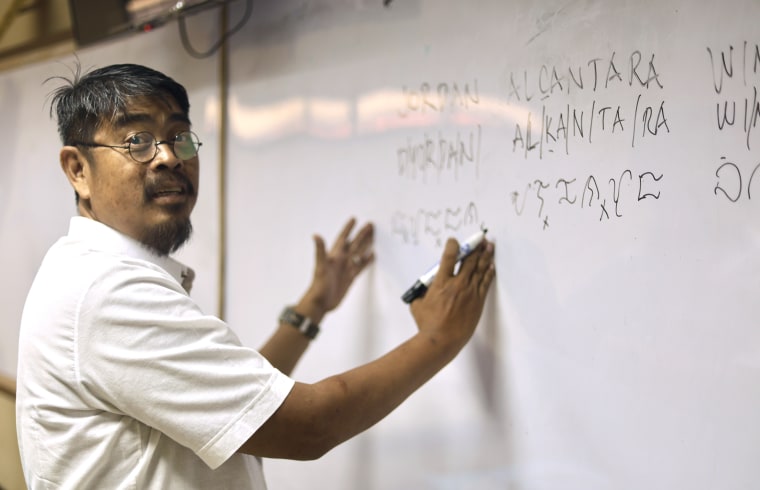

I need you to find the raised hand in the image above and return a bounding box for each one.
[301,217,375,318]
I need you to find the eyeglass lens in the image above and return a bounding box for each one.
[129,131,201,163]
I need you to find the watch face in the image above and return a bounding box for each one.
[281,307,304,326]
[280,307,319,339]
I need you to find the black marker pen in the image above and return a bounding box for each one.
[401,228,488,304]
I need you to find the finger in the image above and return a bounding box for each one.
[313,234,327,266]
[349,253,372,274]
[332,217,357,253]
[479,241,495,274]
[435,238,461,282]
[475,241,495,293]
[349,222,374,256]
[479,262,496,298]
[350,248,375,269]
[455,240,486,282]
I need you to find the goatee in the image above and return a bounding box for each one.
[142,218,193,256]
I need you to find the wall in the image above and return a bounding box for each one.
[0,375,24,490]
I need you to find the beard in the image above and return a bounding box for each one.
[141,172,196,256]
[141,217,193,256]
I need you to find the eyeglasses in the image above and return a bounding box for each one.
[72,131,202,164]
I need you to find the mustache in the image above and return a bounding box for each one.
[143,172,196,199]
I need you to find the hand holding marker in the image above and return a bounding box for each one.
[401,227,488,303]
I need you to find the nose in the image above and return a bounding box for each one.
[150,141,183,170]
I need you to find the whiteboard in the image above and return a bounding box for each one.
[222,0,760,489]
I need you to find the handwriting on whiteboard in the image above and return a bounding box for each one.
[707,42,760,204]
[391,80,483,248]
[707,42,760,151]
[713,156,760,202]
[396,125,482,181]
[507,50,669,159]
[398,80,480,117]
[511,170,663,229]
[507,51,664,102]
[391,201,480,247]
[510,96,670,158]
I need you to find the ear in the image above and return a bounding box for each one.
[60,146,92,201]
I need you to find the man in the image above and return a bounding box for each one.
[16,63,495,489]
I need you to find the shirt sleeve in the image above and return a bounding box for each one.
[73,256,295,469]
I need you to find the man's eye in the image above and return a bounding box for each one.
[174,132,190,143]
[128,133,153,146]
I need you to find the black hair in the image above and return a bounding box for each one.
[48,63,191,146]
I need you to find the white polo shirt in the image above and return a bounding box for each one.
[16,217,294,489]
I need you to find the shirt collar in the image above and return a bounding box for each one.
[67,216,195,291]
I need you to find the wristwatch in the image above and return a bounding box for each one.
[279,306,320,340]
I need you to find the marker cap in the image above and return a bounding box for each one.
[401,280,428,304]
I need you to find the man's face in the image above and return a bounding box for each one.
[73,95,200,255]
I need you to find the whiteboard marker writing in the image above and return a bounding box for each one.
[401,228,488,304]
